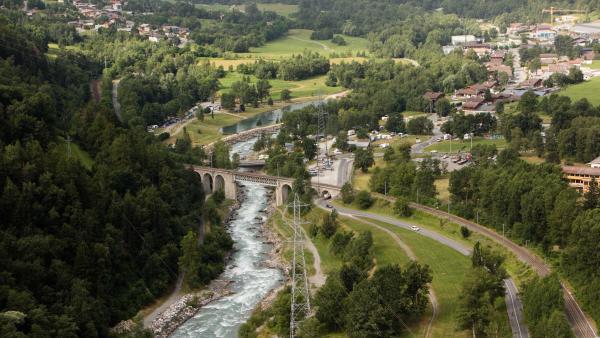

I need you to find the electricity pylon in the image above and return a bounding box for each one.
[288,194,311,337]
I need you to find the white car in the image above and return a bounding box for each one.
[411,225,420,231]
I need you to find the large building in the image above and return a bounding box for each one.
[562,165,600,192]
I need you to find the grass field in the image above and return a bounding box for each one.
[434,178,450,203]
[424,137,507,153]
[218,71,344,100]
[241,29,370,59]
[255,3,298,17]
[561,76,600,105]
[173,114,240,146]
[366,219,477,338]
[351,158,386,191]
[335,198,535,287]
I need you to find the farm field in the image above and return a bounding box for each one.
[424,137,507,153]
[561,76,600,105]
[241,29,370,59]
[218,72,344,100]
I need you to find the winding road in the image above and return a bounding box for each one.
[412,203,597,338]
[317,200,530,338]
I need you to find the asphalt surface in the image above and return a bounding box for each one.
[317,200,530,338]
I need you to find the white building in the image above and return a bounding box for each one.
[588,156,600,168]
[451,35,477,45]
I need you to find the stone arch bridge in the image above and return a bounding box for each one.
[192,166,341,206]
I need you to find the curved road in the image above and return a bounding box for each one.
[413,203,597,338]
[317,200,530,338]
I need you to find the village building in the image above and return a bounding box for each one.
[451,35,477,45]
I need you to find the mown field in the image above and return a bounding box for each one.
[218,72,344,100]
[242,29,371,59]
[561,76,600,105]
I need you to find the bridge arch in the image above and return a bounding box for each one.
[281,184,292,203]
[215,174,225,192]
[202,173,213,193]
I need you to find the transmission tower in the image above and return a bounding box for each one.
[316,93,328,191]
[288,194,311,337]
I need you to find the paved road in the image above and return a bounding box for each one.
[412,203,597,338]
[317,200,530,338]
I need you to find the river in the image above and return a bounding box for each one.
[171,100,324,337]
[171,181,282,338]
[221,100,321,134]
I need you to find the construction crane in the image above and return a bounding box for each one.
[542,7,586,24]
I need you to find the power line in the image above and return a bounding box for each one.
[288,194,311,337]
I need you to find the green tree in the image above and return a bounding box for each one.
[393,197,412,217]
[435,98,452,117]
[383,146,395,162]
[179,230,201,288]
[301,137,318,160]
[532,131,544,157]
[256,79,272,101]
[583,177,599,210]
[384,113,405,133]
[321,210,339,238]
[314,276,348,330]
[355,191,373,209]
[221,92,236,110]
[353,147,374,173]
[341,182,355,204]
[517,90,538,114]
[281,89,292,101]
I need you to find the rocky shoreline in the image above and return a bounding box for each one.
[142,184,286,337]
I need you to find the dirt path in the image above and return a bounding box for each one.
[289,36,332,51]
[90,79,101,104]
[346,215,438,338]
[111,79,122,122]
[278,209,326,288]
[143,273,184,328]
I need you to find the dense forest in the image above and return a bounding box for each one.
[0,15,230,336]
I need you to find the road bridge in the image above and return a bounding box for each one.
[191,166,341,206]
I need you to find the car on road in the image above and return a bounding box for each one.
[326,204,333,208]
[411,225,420,231]
[442,154,448,159]
[415,138,421,143]
[323,192,331,200]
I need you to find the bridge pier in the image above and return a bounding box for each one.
[192,166,340,207]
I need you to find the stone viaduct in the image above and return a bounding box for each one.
[191,166,341,206]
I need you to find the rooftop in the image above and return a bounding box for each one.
[563,166,600,176]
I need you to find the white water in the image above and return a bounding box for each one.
[171,182,282,338]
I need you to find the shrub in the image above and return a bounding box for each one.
[393,197,413,217]
[460,226,471,238]
[356,191,373,209]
